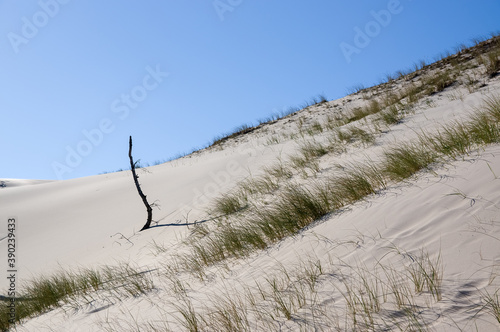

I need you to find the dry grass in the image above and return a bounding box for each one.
[187,95,500,276]
[424,70,456,95]
[479,49,500,77]
[0,264,155,330]
[8,36,500,332]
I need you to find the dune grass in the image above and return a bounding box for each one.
[383,143,439,181]
[185,95,500,275]
[6,38,500,331]
[479,49,500,77]
[349,99,382,122]
[379,105,403,125]
[252,184,333,242]
[162,247,447,331]
[212,192,247,215]
[100,38,500,331]
[336,126,376,146]
[406,250,443,301]
[482,290,500,324]
[424,70,456,95]
[0,263,154,331]
[263,161,293,180]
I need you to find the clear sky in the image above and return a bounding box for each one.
[1,0,500,180]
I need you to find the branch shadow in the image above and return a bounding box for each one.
[149,219,212,228]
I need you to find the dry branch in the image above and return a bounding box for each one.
[129,136,153,231]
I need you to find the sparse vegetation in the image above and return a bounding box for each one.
[161,247,447,331]
[212,192,247,215]
[192,95,500,274]
[0,264,154,331]
[347,83,366,95]
[7,35,500,332]
[406,250,443,301]
[383,143,438,181]
[379,105,402,125]
[424,70,456,95]
[479,49,500,77]
[350,99,381,121]
[264,161,293,180]
[482,289,500,324]
[337,126,376,145]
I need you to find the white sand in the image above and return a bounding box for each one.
[1,57,500,331]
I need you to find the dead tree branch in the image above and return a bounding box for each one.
[129,136,153,231]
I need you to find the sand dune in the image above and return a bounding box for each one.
[1,38,500,331]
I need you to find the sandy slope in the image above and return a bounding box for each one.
[0,179,54,188]
[2,52,500,331]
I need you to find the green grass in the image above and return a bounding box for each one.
[204,293,251,331]
[337,126,376,145]
[212,192,247,216]
[424,70,456,95]
[381,92,402,108]
[241,174,279,196]
[188,95,500,274]
[485,95,500,121]
[297,140,329,159]
[210,123,255,147]
[349,99,382,122]
[307,121,324,136]
[407,250,443,301]
[0,264,154,331]
[252,184,332,242]
[480,49,500,77]
[422,122,473,157]
[330,167,379,204]
[383,143,439,181]
[347,83,366,95]
[468,112,500,144]
[6,37,500,331]
[289,153,320,178]
[173,297,200,332]
[164,38,500,329]
[263,162,293,180]
[400,83,425,104]
[380,105,403,125]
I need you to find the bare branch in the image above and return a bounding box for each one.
[129,136,153,231]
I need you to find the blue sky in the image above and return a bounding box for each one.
[1,0,499,180]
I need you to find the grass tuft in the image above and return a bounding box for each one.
[0,264,154,330]
[480,50,500,77]
[331,167,379,204]
[350,100,382,122]
[212,192,247,216]
[380,105,403,125]
[468,112,500,144]
[424,70,456,95]
[482,290,500,323]
[337,126,375,145]
[407,250,443,301]
[383,143,438,181]
[253,185,331,242]
[484,95,500,121]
